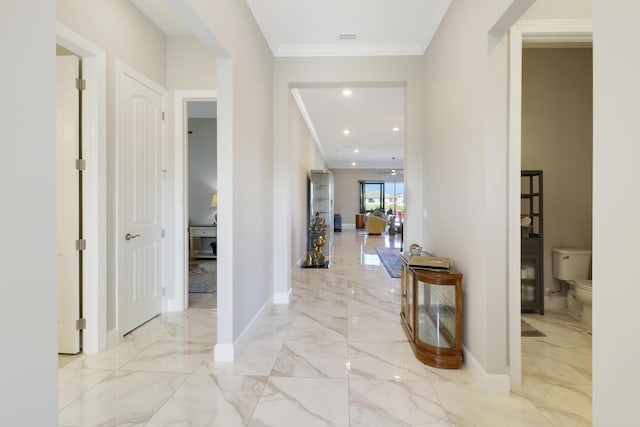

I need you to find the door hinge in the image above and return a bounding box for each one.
[75,239,86,251]
[162,288,166,296]
[76,78,86,91]
[75,159,86,171]
[161,111,165,120]
[76,318,86,330]
[162,229,166,238]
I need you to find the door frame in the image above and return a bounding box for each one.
[56,23,107,354]
[508,18,592,386]
[170,90,218,312]
[115,59,168,337]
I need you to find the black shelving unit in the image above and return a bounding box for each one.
[521,170,544,314]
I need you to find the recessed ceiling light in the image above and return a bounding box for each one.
[392,127,400,132]
[353,148,359,153]
[352,162,357,166]
[343,129,351,135]
[342,89,352,97]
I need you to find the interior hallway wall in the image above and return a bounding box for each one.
[177,0,275,345]
[522,47,593,309]
[0,0,58,424]
[421,0,532,387]
[592,0,640,423]
[289,93,327,267]
[188,118,218,226]
[165,35,217,302]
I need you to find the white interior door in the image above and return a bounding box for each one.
[56,55,81,354]
[118,69,164,335]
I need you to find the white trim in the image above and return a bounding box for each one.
[215,58,235,353]
[56,23,107,354]
[517,19,593,42]
[214,299,269,362]
[507,18,593,388]
[106,328,120,349]
[273,288,292,305]
[463,346,511,396]
[290,89,326,164]
[275,43,425,58]
[169,90,218,312]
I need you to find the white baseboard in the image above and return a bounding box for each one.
[213,342,235,362]
[213,299,269,362]
[107,328,120,349]
[463,345,511,395]
[274,288,292,304]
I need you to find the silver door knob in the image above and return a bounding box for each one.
[125,233,140,241]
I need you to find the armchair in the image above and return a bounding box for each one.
[365,214,387,235]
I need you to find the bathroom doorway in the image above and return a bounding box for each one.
[508,20,593,391]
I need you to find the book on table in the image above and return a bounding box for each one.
[403,252,451,271]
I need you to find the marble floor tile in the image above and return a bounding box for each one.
[145,367,266,427]
[513,383,592,427]
[119,337,214,373]
[285,313,348,342]
[271,340,348,378]
[249,377,349,427]
[58,229,591,426]
[348,341,434,381]
[432,380,555,427]
[58,370,187,426]
[66,333,160,370]
[349,378,450,426]
[205,338,283,376]
[58,367,113,410]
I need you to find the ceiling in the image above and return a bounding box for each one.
[131,0,452,171]
[293,86,404,169]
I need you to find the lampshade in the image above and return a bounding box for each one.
[211,194,218,208]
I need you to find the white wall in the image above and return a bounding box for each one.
[522,0,592,19]
[289,94,327,267]
[57,0,167,331]
[188,118,218,225]
[165,35,217,305]
[167,35,218,89]
[592,1,640,423]
[0,0,58,424]
[522,48,592,308]
[178,0,275,347]
[421,0,534,390]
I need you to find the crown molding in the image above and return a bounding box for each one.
[515,19,593,42]
[275,43,424,58]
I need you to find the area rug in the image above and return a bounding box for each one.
[375,247,402,278]
[189,260,217,294]
[521,319,546,337]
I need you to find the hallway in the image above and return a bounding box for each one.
[58,230,590,426]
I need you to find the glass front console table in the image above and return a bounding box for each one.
[400,253,463,369]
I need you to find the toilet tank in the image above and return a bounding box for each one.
[552,247,592,280]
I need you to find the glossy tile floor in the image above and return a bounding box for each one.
[58,230,592,426]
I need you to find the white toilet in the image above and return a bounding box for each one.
[552,247,592,324]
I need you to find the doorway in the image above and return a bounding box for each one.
[186,100,218,309]
[508,19,593,386]
[56,24,107,355]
